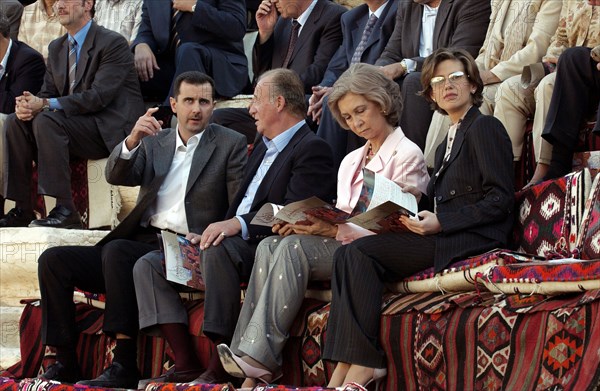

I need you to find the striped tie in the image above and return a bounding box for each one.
[351,14,378,65]
[170,8,181,50]
[68,38,77,94]
[282,20,300,68]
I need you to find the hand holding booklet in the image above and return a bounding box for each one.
[250,169,418,233]
[159,231,204,290]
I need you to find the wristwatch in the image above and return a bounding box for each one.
[399,60,408,74]
[41,98,50,111]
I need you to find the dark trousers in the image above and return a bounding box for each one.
[399,72,432,152]
[542,46,600,150]
[4,112,108,205]
[322,232,435,368]
[38,236,158,347]
[201,236,256,342]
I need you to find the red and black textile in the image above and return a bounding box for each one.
[379,290,600,391]
[146,383,236,391]
[579,175,600,260]
[0,377,18,391]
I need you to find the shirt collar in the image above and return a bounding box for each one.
[295,0,317,29]
[175,125,204,148]
[263,120,305,152]
[0,39,13,74]
[69,19,92,49]
[423,3,439,17]
[370,0,388,18]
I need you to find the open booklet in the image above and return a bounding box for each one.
[250,169,418,233]
[159,231,204,290]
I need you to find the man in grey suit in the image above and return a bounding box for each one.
[375,0,490,150]
[0,0,22,39]
[36,71,248,388]
[0,0,145,229]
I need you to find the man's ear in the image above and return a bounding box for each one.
[275,95,286,112]
[169,97,177,114]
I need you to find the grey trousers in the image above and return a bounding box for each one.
[230,234,341,371]
[133,250,190,336]
[133,235,255,342]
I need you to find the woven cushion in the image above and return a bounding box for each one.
[577,174,600,260]
[483,260,600,295]
[388,250,535,293]
[512,170,591,257]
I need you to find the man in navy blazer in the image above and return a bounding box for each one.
[307,0,398,168]
[0,16,45,219]
[133,69,337,385]
[132,0,248,104]
[375,0,490,151]
[210,0,346,142]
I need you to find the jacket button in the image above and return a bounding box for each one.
[493,196,500,202]
[450,190,456,195]
[437,196,443,201]
[466,186,472,191]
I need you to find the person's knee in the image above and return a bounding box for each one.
[38,247,64,276]
[559,46,591,66]
[132,255,153,283]
[101,239,137,270]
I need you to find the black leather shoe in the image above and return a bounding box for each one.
[29,205,83,229]
[0,207,35,227]
[76,362,139,389]
[39,361,81,383]
[138,367,204,389]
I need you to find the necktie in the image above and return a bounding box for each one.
[351,14,378,65]
[282,20,300,68]
[170,8,181,50]
[68,38,77,95]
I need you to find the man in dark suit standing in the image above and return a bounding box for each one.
[133,68,337,385]
[374,0,490,151]
[0,15,45,218]
[0,0,144,229]
[132,0,248,106]
[211,0,346,142]
[36,71,248,388]
[307,0,399,168]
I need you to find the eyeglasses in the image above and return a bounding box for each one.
[430,71,468,88]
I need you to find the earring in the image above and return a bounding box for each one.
[382,110,387,115]
[471,89,476,94]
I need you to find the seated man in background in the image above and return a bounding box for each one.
[37,71,248,388]
[0,14,45,219]
[541,45,600,180]
[133,68,337,386]
[210,0,346,142]
[132,0,248,112]
[0,0,144,229]
[18,0,65,61]
[0,0,22,39]
[308,0,398,168]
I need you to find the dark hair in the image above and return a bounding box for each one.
[419,48,483,115]
[328,63,402,129]
[0,15,10,39]
[87,0,96,18]
[172,71,216,100]
[257,68,306,117]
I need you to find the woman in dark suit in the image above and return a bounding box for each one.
[322,48,515,389]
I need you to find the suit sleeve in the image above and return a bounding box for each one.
[57,34,137,117]
[299,5,345,90]
[242,136,337,241]
[0,47,45,114]
[226,136,249,206]
[191,0,246,42]
[375,0,406,66]
[436,117,514,234]
[320,42,347,87]
[131,0,158,52]
[105,139,148,186]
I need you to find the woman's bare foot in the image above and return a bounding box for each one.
[342,364,376,386]
[327,362,351,388]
